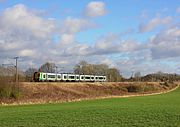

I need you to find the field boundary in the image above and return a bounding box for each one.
[1,84,179,106]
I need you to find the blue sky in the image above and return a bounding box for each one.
[0,0,180,77]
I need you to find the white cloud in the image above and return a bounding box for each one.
[18,49,36,57]
[95,33,119,49]
[0,3,180,77]
[176,7,180,14]
[148,26,180,59]
[139,16,172,32]
[84,1,106,17]
[62,44,91,56]
[93,33,144,55]
[60,17,96,34]
[0,4,98,68]
[60,34,75,45]
[0,4,55,38]
[0,41,19,50]
[166,26,180,36]
[0,4,56,68]
[100,58,116,67]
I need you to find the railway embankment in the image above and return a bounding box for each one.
[0,82,179,105]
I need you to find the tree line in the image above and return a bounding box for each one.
[24,61,123,82]
[1,61,180,82]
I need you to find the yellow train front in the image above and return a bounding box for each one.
[34,72,106,82]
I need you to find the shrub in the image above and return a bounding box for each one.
[126,85,143,93]
[143,85,157,92]
[120,87,128,92]
[0,76,20,99]
[160,82,170,87]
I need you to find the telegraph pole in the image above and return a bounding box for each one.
[14,56,20,100]
[14,56,19,83]
[131,71,134,78]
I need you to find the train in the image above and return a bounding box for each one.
[33,72,107,82]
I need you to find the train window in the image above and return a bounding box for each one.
[58,75,61,78]
[48,75,55,78]
[81,76,84,79]
[43,74,46,78]
[95,77,98,79]
[91,77,94,79]
[85,76,90,79]
[64,76,67,79]
[76,76,79,79]
[69,76,75,79]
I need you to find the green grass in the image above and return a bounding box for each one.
[0,87,180,127]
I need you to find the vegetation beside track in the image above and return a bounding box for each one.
[0,81,178,105]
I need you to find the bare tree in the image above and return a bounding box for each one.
[134,71,141,81]
[107,68,121,82]
[74,61,122,82]
[38,62,55,73]
[25,68,37,81]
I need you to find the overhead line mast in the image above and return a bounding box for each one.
[14,56,19,83]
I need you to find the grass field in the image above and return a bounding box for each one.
[0,87,179,127]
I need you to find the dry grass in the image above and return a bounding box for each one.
[0,76,20,101]
[0,81,176,105]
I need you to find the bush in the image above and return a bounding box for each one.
[126,85,143,93]
[143,84,157,92]
[0,76,20,99]
[160,82,170,87]
[120,87,128,92]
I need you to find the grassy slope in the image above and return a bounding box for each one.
[0,87,179,127]
[11,82,175,104]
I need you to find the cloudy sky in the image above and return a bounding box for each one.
[0,0,180,77]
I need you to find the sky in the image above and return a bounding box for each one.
[0,0,180,77]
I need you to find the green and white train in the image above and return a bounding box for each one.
[34,72,106,82]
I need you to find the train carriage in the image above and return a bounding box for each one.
[67,74,76,82]
[33,72,106,82]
